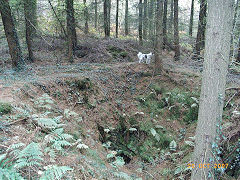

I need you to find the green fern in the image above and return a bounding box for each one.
[7,143,25,157]
[44,128,73,152]
[15,142,43,169]
[40,165,72,180]
[0,167,24,180]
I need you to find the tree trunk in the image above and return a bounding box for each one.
[237,36,240,62]
[125,0,129,35]
[155,0,163,74]
[94,0,98,30]
[148,0,154,42]
[193,0,207,60]
[191,0,234,179]
[189,0,194,36]
[174,0,180,61]
[24,0,34,62]
[143,0,148,39]
[108,0,111,36]
[163,0,168,49]
[66,0,75,62]
[0,0,24,69]
[168,0,174,36]
[104,0,109,37]
[230,0,239,58]
[139,0,143,45]
[83,0,89,34]
[32,0,37,36]
[116,0,119,38]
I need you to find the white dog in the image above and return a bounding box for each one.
[138,52,153,64]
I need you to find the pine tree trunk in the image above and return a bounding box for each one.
[24,0,34,62]
[191,0,234,179]
[148,0,154,42]
[163,0,168,49]
[174,0,180,61]
[143,0,148,39]
[189,0,194,36]
[125,0,129,35]
[0,0,24,69]
[193,0,207,60]
[155,0,163,74]
[116,0,119,38]
[139,0,143,45]
[94,0,98,30]
[83,0,89,34]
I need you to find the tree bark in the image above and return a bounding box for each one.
[163,0,168,49]
[83,0,89,34]
[143,0,148,39]
[94,0,98,30]
[32,0,37,36]
[125,0,129,35]
[237,36,240,62]
[174,0,180,61]
[168,0,174,36]
[155,0,164,74]
[116,0,119,38]
[230,0,239,58]
[148,0,154,42]
[193,0,207,60]
[66,0,76,62]
[0,0,24,69]
[191,0,234,179]
[139,0,143,45]
[189,0,194,36]
[104,0,111,37]
[24,0,34,62]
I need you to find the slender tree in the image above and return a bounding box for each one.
[32,0,37,36]
[193,0,207,60]
[48,0,67,37]
[24,0,35,62]
[125,0,129,35]
[0,0,24,69]
[116,0,119,38]
[139,0,143,45]
[83,0,89,34]
[189,0,194,36]
[163,0,168,49]
[155,0,164,74]
[174,0,180,61]
[143,0,148,39]
[148,0,154,42]
[94,0,98,30]
[237,36,240,62]
[191,0,234,179]
[168,0,174,35]
[230,0,239,58]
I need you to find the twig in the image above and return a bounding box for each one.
[8,118,28,125]
[226,87,240,91]
[225,91,238,108]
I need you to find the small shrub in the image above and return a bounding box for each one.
[0,103,12,115]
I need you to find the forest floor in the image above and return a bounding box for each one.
[0,36,239,179]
